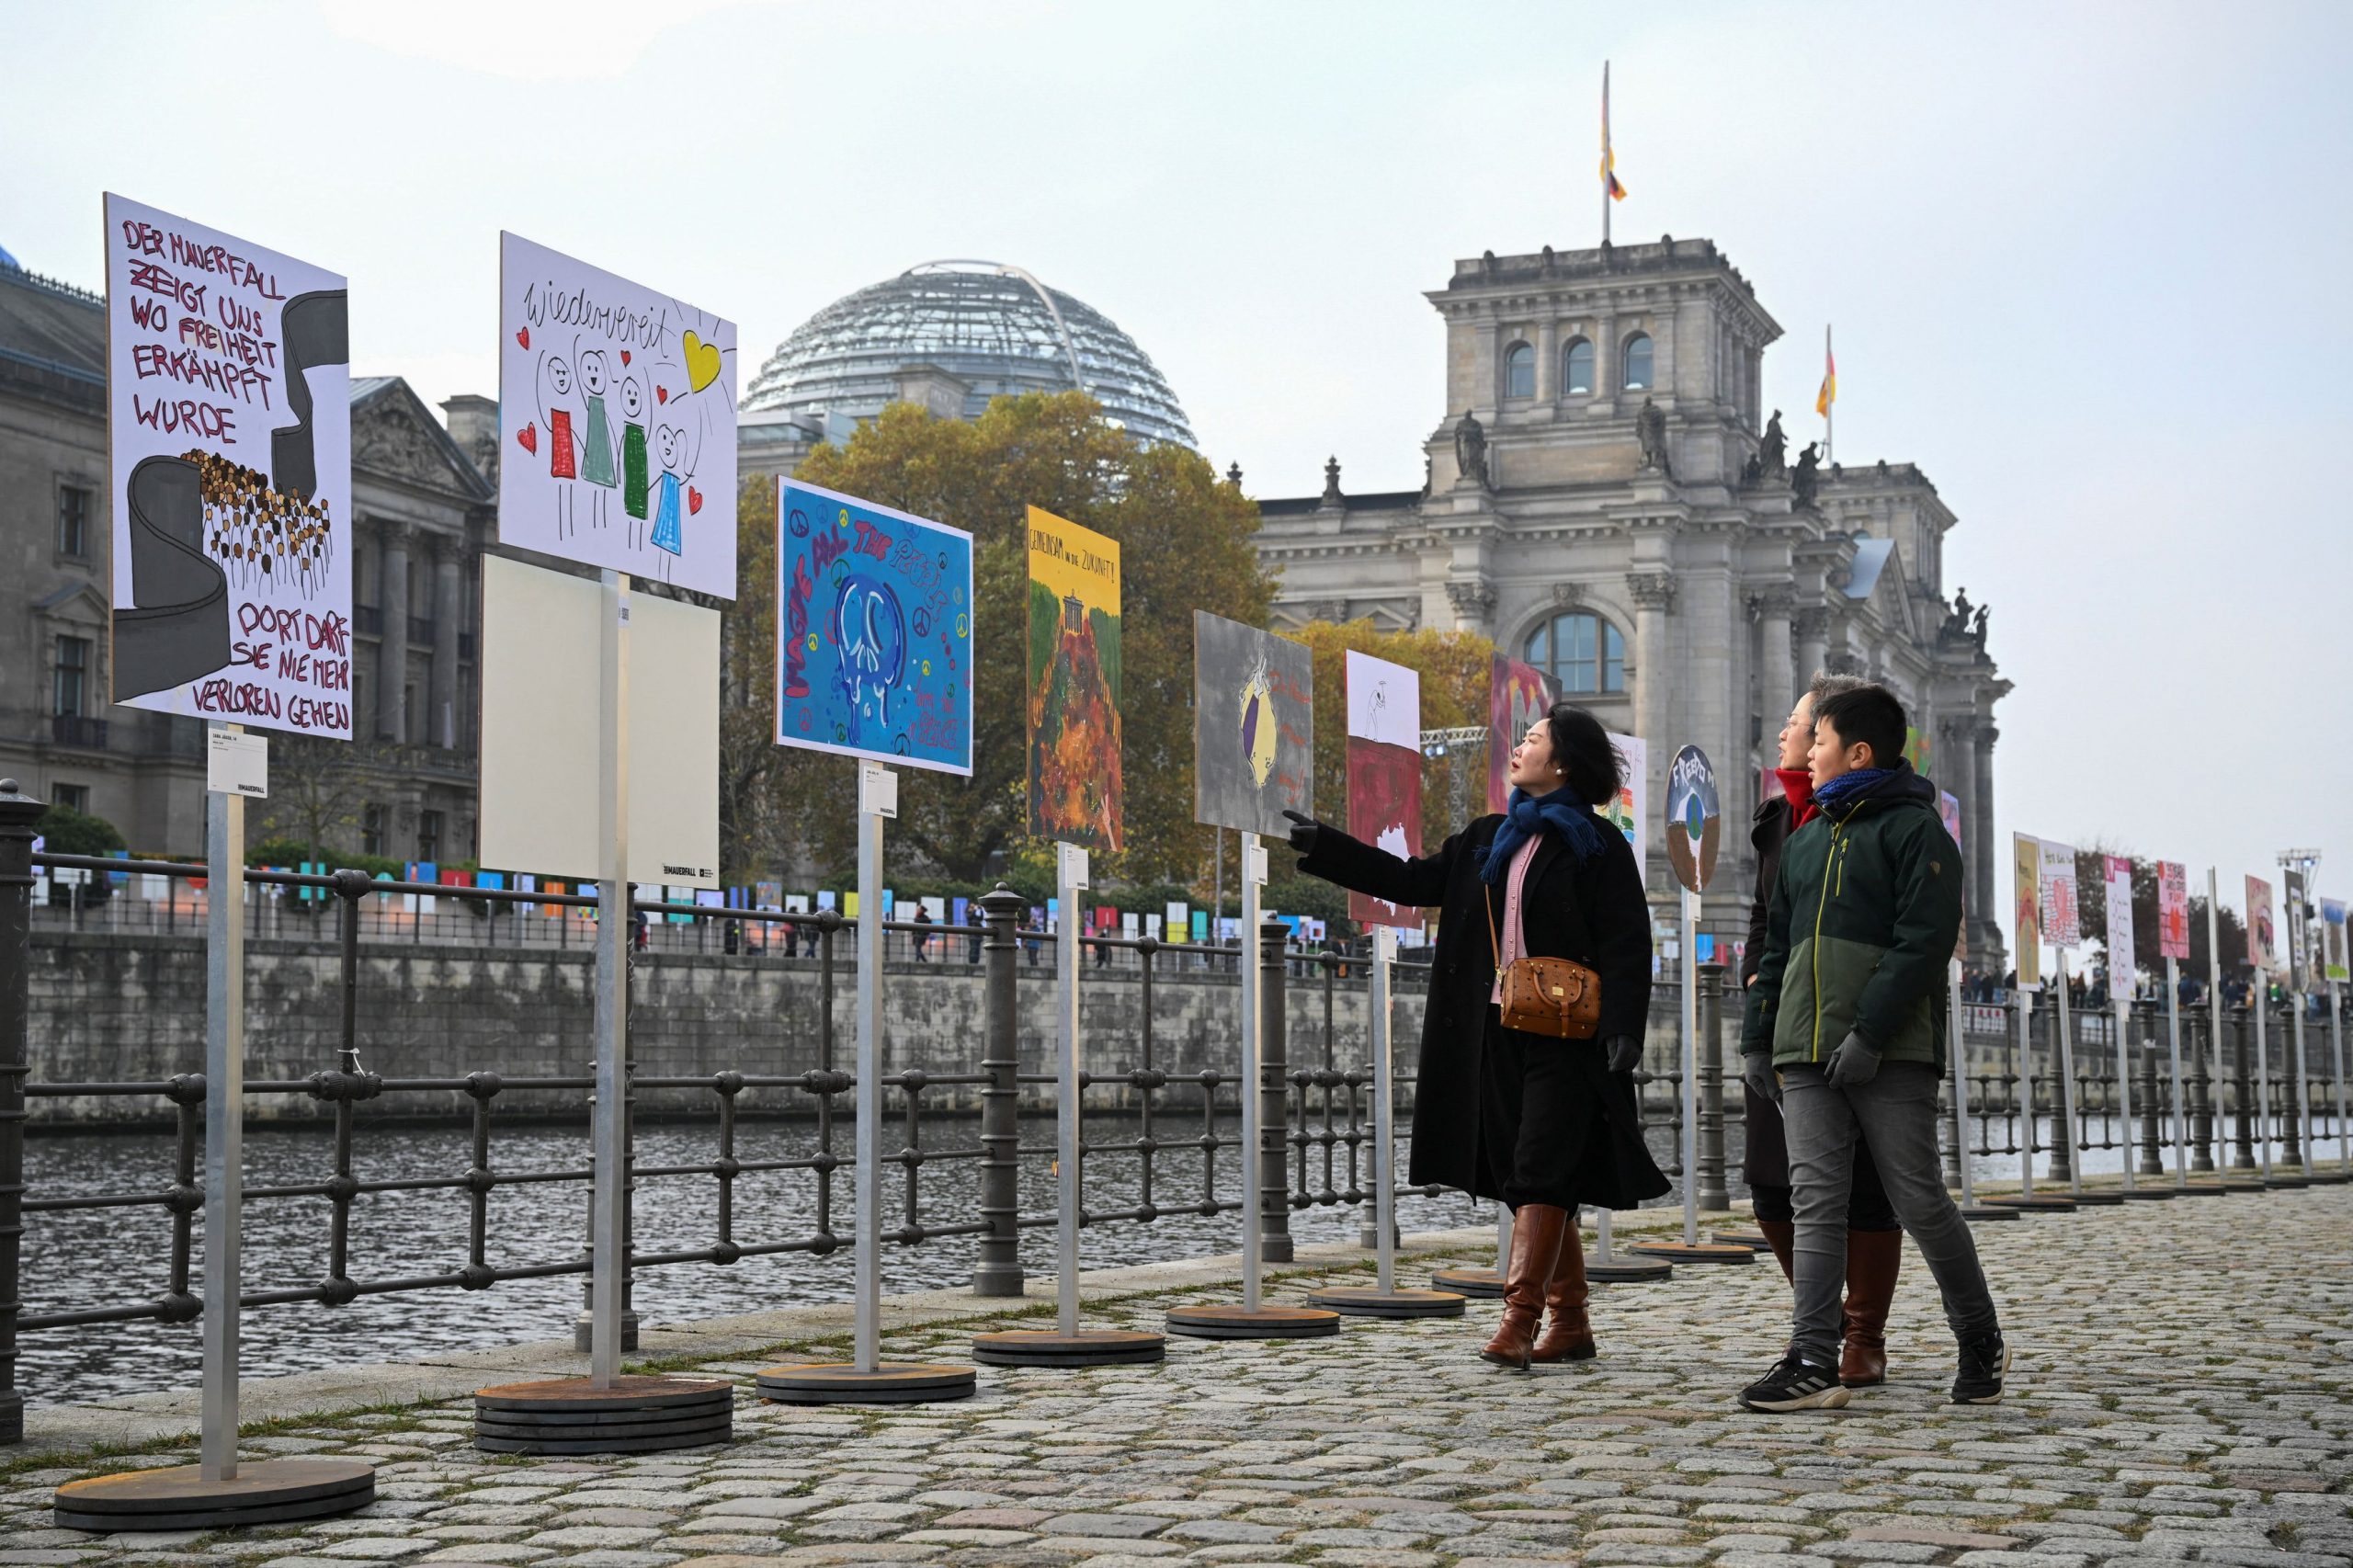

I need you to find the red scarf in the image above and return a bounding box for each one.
[1775,767,1818,828]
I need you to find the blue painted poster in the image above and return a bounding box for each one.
[773,479,975,775]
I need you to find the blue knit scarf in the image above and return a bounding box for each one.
[1812,766,1897,818]
[1480,784,1606,884]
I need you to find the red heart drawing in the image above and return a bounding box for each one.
[655,386,669,404]
[515,327,529,350]
[517,422,539,455]
[620,349,631,365]
[688,486,704,515]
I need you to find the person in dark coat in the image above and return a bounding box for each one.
[1283,702,1666,1369]
[1744,674,1904,1389]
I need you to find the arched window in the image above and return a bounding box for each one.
[1563,337,1595,395]
[1503,341,1535,399]
[1525,610,1626,695]
[1622,332,1654,392]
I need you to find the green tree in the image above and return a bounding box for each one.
[34,803,125,856]
[770,392,1273,884]
[714,469,796,886]
[1285,619,1495,852]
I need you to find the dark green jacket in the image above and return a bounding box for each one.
[1741,766,1962,1070]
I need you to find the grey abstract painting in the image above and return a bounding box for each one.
[1193,610,1313,836]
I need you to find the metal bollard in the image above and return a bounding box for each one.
[2231,1006,2257,1172]
[0,779,40,1446]
[2046,1002,2075,1183]
[1696,964,1729,1211]
[1258,916,1294,1263]
[2189,1010,2216,1173]
[2138,1039,2165,1176]
[972,887,1025,1296]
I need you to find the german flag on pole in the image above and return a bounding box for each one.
[1601,62,1627,201]
[1815,330,1837,415]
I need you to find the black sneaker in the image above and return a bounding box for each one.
[1739,1354,1851,1412]
[1952,1333,2011,1404]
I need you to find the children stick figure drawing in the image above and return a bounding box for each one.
[574,340,619,531]
[648,412,700,583]
[536,354,580,538]
[620,370,651,549]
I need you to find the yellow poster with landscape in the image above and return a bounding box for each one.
[2012,833,2042,988]
[1027,506,1122,850]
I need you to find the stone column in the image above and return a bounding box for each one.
[1444,580,1495,639]
[1627,570,1677,872]
[1535,318,1558,403]
[1972,724,2000,950]
[1792,606,1828,687]
[1757,592,1795,731]
[376,521,409,744]
[429,534,461,749]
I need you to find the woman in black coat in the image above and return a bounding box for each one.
[1283,702,1666,1369]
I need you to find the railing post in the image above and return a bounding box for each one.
[1258,915,1293,1263]
[2189,1010,2216,1173]
[2278,1000,2304,1167]
[2138,1031,2165,1176]
[972,886,1025,1297]
[0,779,40,1446]
[1696,962,1729,1211]
[2045,1001,2075,1183]
[2231,1004,2256,1172]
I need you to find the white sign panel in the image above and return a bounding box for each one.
[476,555,722,888]
[105,194,352,737]
[497,233,738,598]
[1605,731,1650,890]
[1342,650,1419,749]
[2102,854,2135,983]
[2040,838,2082,949]
[205,729,269,799]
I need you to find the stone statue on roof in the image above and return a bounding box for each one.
[1637,397,1671,477]
[1758,410,1787,476]
[1453,410,1488,489]
[1791,441,1821,508]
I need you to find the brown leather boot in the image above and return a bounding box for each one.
[1530,1231,1596,1363]
[1481,1203,1568,1370]
[1756,1218,1795,1282]
[1839,1227,1903,1388]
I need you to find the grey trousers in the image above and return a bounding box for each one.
[1780,1062,1999,1366]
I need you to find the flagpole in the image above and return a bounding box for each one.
[1824,324,1834,467]
[1601,62,1612,246]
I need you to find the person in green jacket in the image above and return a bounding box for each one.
[1736,683,2007,1412]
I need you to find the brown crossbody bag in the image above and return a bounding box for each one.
[1484,881,1603,1040]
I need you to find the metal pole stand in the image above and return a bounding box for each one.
[478,574,735,1449]
[2166,958,2223,1196]
[1430,1208,1509,1296]
[1949,960,2018,1222]
[56,740,379,1529]
[977,844,1168,1363]
[1630,896,1752,1267]
[1168,835,1339,1340]
[1984,988,2075,1213]
[1313,926,1463,1318]
[765,763,977,1401]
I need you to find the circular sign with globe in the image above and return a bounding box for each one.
[1665,744,1722,894]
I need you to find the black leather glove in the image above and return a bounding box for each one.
[1280,809,1320,856]
[1605,1035,1643,1074]
[1742,1050,1780,1107]
[1825,1030,1881,1089]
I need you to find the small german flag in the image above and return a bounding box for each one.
[1602,62,1627,202]
[1816,335,1837,416]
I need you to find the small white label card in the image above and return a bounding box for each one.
[1244,842,1268,886]
[1058,842,1089,890]
[207,729,269,799]
[859,760,898,820]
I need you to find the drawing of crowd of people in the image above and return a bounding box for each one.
[189,448,335,601]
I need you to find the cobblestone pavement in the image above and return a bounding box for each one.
[6,1186,2348,1568]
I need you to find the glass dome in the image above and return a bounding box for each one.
[745,260,1195,449]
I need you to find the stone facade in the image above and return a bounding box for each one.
[0,261,499,861]
[1254,237,2011,966]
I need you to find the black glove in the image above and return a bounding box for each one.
[1825,1030,1881,1089]
[1280,809,1320,856]
[1605,1035,1642,1074]
[1742,1050,1780,1107]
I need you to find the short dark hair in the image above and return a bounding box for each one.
[1811,684,1908,771]
[1542,702,1623,806]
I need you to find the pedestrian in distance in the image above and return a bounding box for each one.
[1739,682,2007,1412]
[1280,701,1667,1371]
[1741,673,1905,1391]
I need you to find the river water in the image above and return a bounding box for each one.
[18,1110,2240,1408]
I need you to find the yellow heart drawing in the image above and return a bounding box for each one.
[681,330,722,392]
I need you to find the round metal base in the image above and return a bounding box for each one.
[1305,1286,1468,1319]
[2263,1176,2310,1189]
[756,1362,977,1405]
[1587,1253,1674,1283]
[1980,1194,2078,1211]
[1429,1267,1505,1298]
[970,1329,1166,1367]
[2068,1190,2126,1205]
[1712,1229,1771,1249]
[474,1375,733,1455]
[1624,1240,1756,1265]
[1961,1205,2023,1221]
[55,1458,376,1533]
[1165,1303,1342,1340]
[2118,1187,2174,1200]
[2302,1169,2351,1185]
[2171,1183,2232,1197]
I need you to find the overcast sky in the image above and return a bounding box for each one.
[6,0,2350,933]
